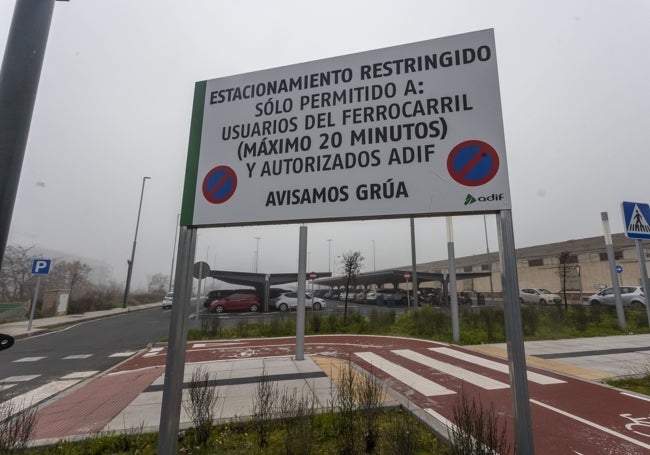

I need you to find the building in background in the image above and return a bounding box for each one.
[418,233,648,303]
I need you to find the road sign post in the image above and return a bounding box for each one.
[497,210,534,454]
[28,259,51,331]
[602,212,626,330]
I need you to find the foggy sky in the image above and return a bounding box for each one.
[2,0,648,290]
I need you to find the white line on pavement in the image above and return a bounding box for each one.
[531,399,650,451]
[393,349,509,390]
[430,347,565,385]
[355,352,455,397]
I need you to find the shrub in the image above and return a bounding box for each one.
[182,366,221,447]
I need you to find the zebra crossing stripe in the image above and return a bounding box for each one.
[1,375,40,383]
[0,380,80,413]
[355,352,455,397]
[392,349,510,390]
[430,347,565,385]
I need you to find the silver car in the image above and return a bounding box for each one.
[274,292,326,312]
[589,286,646,309]
[519,288,562,305]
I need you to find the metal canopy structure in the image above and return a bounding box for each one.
[314,270,490,289]
[208,270,332,312]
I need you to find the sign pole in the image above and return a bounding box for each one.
[195,261,203,328]
[497,209,534,454]
[635,239,650,328]
[446,217,459,342]
[410,218,419,308]
[158,227,197,454]
[601,212,626,330]
[295,226,307,361]
[27,275,42,331]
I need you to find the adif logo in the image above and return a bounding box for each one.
[464,194,477,205]
[464,193,504,205]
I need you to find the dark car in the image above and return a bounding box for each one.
[209,293,261,313]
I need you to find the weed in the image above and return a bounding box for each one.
[448,386,510,455]
[0,398,38,454]
[182,365,221,447]
[251,369,278,448]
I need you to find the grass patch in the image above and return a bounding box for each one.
[606,368,650,396]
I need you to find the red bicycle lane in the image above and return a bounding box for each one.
[114,334,650,454]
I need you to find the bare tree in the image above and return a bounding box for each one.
[46,260,92,299]
[0,244,35,301]
[340,250,364,324]
[147,273,168,294]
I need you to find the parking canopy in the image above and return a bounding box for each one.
[313,269,490,289]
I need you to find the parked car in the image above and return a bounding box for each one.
[324,289,339,299]
[204,289,256,308]
[519,288,563,305]
[375,288,408,304]
[162,292,173,310]
[365,289,378,303]
[209,293,260,313]
[589,286,646,309]
[274,292,327,311]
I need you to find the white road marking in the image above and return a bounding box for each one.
[60,371,99,379]
[531,399,650,450]
[109,351,137,358]
[430,347,565,385]
[0,380,80,413]
[0,375,40,383]
[143,347,164,357]
[355,352,455,397]
[63,354,92,360]
[621,391,650,403]
[393,349,509,390]
[13,356,46,362]
[0,383,16,391]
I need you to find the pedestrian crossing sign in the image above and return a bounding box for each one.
[621,201,650,239]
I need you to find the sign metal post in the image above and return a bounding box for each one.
[295,226,307,361]
[497,209,534,454]
[158,227,197,454]
[28,259,51,331]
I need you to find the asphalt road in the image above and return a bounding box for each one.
[0,307,171,399]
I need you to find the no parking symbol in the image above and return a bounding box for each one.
[202,166,237,204]
[447,140,500,187]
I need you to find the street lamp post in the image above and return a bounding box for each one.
[123,176,150,308]
[254,237,261,273]
[168,213,180,292]
[327,239,332,273]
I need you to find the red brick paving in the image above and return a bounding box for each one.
[32,366,163,439]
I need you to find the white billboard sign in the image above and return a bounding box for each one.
[181,29,510,227]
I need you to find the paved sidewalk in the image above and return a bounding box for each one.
[474,333,650,380]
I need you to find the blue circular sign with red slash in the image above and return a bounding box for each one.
[202,165,237,204]
[447,140,499,187]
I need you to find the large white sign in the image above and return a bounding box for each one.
[182,29,510,227]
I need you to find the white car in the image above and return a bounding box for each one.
[162,292,173,310]
[519,288,562,305]
[274,292,326,312]
[589,286,646,309]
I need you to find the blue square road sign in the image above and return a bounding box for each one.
[31,259,51,275]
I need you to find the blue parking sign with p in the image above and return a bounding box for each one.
[31,259,51,275]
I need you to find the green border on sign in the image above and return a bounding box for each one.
[180,80,206,226]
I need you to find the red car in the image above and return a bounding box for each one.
[209,293,260,313]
